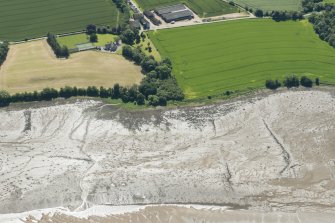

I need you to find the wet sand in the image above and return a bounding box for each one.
[0,88,334,222]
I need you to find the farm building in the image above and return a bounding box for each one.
[140,17,150,30]
[104,43,118,52]
[129,19,141,29]
[162,10,194,23]
[133,13,143,20]
[155,4,187,16]
[154,4,194,23]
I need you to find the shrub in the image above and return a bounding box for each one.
[300,76,313,87]
[315,77,320,86]
[283,75,300,88]
[255,9,264,17]
[148,95,160,106]
[89,33,98,43]
[265,79,281,90]
[0,41,9,65]
[0,90,11,107]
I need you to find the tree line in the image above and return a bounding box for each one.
[47,33,69,58]
[253,8,304,21]
[0,41,9,66]
[302,0,334,13]
[266,75,319,90]
[0,81,176,108]
[308,6,335,48]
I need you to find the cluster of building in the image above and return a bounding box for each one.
[130,13,150,30]
[127,1,195,29]
[128,0,150,30]
[154,4,194,23]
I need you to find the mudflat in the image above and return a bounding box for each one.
[0,89,334,222]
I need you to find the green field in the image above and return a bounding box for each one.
[0,0,125,41]
[58,34,117,49]
[234,0,302,11]
[135,0,238,17]
[149,19,335,99]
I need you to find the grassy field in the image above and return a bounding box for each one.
[135,0,238,17]
[233,0,302,11]
[0,40,143,93]
[0,0,125,41]
[149,19,335,99]
[58,34,117,49]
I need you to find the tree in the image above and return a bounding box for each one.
[61,46,70,58]
[40,88,58,101]
[90,33,98,43]
[315,77,320,86]
[112,83,121,99]
[59,86,74,98]
[77,88,87,96]
[132,49,145,65]
[155,65,171,79]
[161,58,172,68]
[284,75,300,88]
[158,96,167,106]
[157,78,184,101]
[122,45,134,59]
[148,95,160,106]
[87,86,99,97]
[136,93,145,105]
[265,79,281,90]
[0,90,11,107]
[0,41,9,65]
[121,29,135,45]
[139,77,158,98]
[99,86,110,98]
[141,56,158,72]
[86,24,97,35]
[255,9,264,17]
[300,76,313,87]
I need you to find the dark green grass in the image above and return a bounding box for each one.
[233,0,302,11]
[0,0,125,41]
[148,19,335,99]
[135,0,238,17]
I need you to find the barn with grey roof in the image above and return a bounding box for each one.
[154,4,194,23]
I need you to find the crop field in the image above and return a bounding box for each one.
[0,0,125,42]
[135,0,238,17]
[233,0,302,11]
[0,41,143,93]
[149,19,335,99]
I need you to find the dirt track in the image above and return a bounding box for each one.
[0,89,334,222]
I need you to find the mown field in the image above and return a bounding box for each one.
[135,0,238,17]
[0,0,125,41]
[149,19,335,99]
[0,41,143,93]
[57,34,117,49]
[233,0,302,11]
